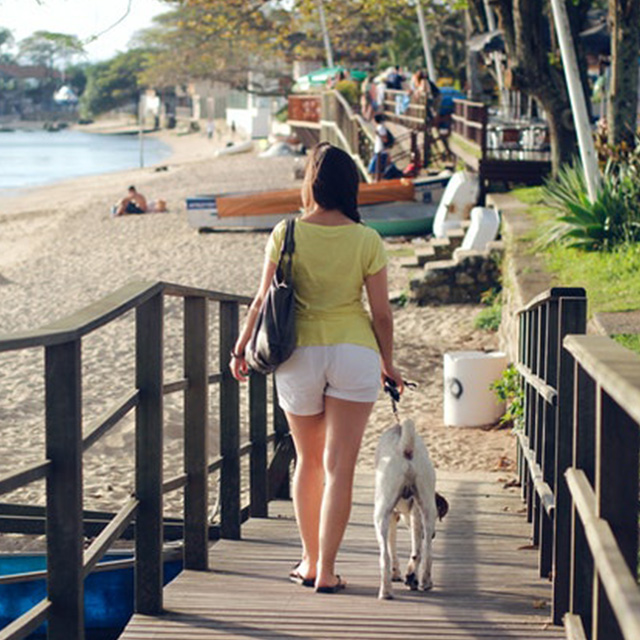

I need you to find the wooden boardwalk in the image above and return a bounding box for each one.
[120,470,565,639]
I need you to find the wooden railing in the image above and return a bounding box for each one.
[0,281,293,640]
[450,98,487,172]
[320,90,374,182]
[517,288,640,640]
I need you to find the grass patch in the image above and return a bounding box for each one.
[474,289,502,332]
[510,187,640,316]
[613,334,640,355]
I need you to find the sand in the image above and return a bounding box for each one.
[0,123,516,552]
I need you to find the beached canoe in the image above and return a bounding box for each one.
[0,550,182,638]
[186,174,450,237]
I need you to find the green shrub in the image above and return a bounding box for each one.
[474,288,502,332]
[613,334,640,355]
[540,158,640,251]
[491,365,524,430]
[335,79,360,108]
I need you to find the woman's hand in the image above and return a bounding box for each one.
[229,351,249,383]
[381,363,404,396]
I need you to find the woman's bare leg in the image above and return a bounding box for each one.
[316,397,374,589]
[286,411,326,580]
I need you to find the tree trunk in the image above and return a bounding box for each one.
[608,0,640,146]
[465,10,484,100]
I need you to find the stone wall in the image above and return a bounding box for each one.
[409,244,504,305]
[485,194,554,364]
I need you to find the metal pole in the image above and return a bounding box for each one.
[416,0,437,81]
[483,0,509,116]
[548,0,601,201]
[316,0,334,69]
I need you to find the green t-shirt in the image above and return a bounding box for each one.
[266,219,387,352]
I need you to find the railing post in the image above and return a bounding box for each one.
[184,296,209,569]
[45,339,84,640]
[249,373,268,518]
[219,300,241,539]
[135,293,164,615]
[553,296,586,625]
[569,364,596,635]
[538,302,553,579]
[592,390,639,640]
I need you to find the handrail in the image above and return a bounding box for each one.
[515,287,587,626]
[565,469,640,640]
[0,281,252,354]
[83,497,139,579]
[563,335,640,426]
[0,280,294,640]
[516,287,640,637]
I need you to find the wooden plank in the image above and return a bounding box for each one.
[83,389,139,452]
[516,363,557,405]
[219,301,241,540]
[163,282,252,305]
[563,335,640,426]
[563,613,587,640]
[565,469,640,640]
[594,390,639,640]
[249,373,268,518]
[45,339,84,640]
[184,296,209,571]
[135,293,164,615]
[570,364,596,634]
[120,470,565,639]
[83,497,139,578]
[0,460,50,496]
[521,288,586,313]
[0,598,51,640]
[553,296,587,625]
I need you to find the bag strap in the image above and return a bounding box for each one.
[277,219,296,281]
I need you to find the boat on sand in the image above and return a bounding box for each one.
[186,175,451,237]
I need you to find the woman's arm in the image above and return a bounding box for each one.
[364,266,404,394]
[229,254,278,382]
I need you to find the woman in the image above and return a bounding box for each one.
[230,142,403,593]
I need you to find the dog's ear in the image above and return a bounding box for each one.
[435,492,449,520]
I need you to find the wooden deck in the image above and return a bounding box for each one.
[120,470,565,639]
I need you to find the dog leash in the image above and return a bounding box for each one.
[383,377,417,421]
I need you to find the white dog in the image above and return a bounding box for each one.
[373,418,448,599]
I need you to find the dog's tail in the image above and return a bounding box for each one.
[399,419,416,461]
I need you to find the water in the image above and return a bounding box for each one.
[0,129,172,193]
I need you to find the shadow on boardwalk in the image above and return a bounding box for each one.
[120,470,564,639]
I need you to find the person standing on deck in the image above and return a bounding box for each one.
[229,143,404,593]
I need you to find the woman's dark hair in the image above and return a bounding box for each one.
[301,142,361,222]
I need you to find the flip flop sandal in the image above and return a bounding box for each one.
[289,563,315,588]
[315,575,346,594]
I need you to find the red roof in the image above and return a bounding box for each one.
[0,64,62,80]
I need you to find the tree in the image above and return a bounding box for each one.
[0,27,14,63]
[80,49,148,117]
[607,0,640,146]
[18,31,85,79]
[480,0,592,172]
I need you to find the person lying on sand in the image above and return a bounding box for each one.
[112,186,167,216]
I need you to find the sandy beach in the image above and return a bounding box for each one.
[0,123,515,551]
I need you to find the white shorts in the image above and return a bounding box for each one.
[275,344,381,416]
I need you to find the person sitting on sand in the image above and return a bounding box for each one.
[114,186,148,216]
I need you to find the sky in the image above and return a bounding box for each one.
[1,0,169,61]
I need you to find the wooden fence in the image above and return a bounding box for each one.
[450,98,551,193]
[517,288,640,640]
[0,281,293,640]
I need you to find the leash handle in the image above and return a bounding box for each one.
[383,377,417,421]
